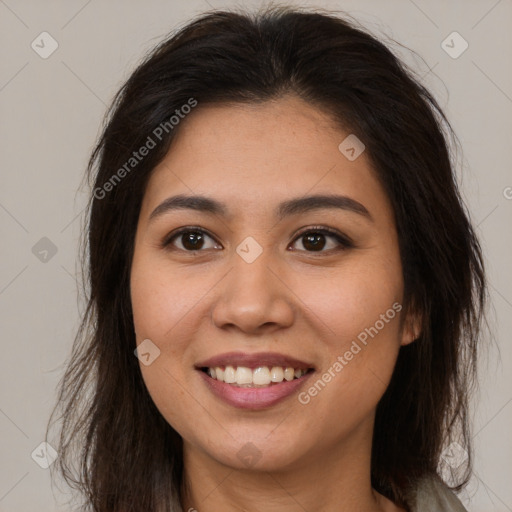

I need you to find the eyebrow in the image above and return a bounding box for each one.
[148,193,372,222]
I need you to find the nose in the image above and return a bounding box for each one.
[210,249,295,335]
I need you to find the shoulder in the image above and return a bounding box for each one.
[406,475,468,512]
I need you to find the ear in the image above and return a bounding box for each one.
[400,309,422,346]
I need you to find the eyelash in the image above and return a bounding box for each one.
[161,225,354,254]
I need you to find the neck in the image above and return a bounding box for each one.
[180,419,401,512]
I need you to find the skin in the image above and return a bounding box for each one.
[130,95,420,512]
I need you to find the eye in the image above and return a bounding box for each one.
[289,226,353,253]
[162,225,353,254]
[162,227,221,252]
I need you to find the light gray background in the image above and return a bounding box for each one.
[1,0,511,510]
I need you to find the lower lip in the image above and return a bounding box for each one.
[197,370,314,410]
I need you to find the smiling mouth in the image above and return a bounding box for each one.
[200,365,315,388]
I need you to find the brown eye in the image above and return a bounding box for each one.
[301,232,328,251]
[163,228,221,252]
[162,226,352,254]
[290,227,353,253]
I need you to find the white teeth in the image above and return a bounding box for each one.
[284,367,295,381]
[224,365,236,383]
[253,367,271,385]
[270,366,284,382]
[235,366,253,385]
[206,365,309,387]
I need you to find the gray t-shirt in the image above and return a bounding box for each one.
[407,476,468,512]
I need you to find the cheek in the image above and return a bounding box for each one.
[130,256,201,435]
[293,261,403,343]
[291,261,403,409]
[130,254,204,345]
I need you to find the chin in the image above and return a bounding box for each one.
[194,432,307,472]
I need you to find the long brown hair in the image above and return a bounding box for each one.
[46,6,487,511]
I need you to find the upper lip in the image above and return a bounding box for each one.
[195,351,315,370]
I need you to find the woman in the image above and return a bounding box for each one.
[46,6,487,511]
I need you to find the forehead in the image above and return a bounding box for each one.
[140,95,393,224]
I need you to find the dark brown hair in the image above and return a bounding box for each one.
[46,5,487,511]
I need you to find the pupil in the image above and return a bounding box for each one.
[183,232,204,250]
[303,233,325,251]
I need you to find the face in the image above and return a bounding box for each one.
[130,95,417,472]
